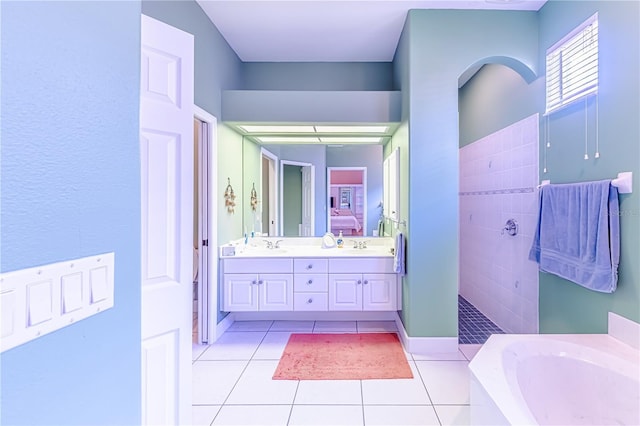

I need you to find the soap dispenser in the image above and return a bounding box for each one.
[337,231,344,248]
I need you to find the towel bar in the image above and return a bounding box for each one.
[538,172,632,194]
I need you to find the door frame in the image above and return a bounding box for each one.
[260,148,278,237]
[193,105,218,344]
[279,160,314,236]
[327,166,368,236]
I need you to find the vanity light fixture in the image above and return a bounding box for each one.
[319,136,382,143]
[238,125,316,133]
[256,136,321,143]
[314,125,388,133]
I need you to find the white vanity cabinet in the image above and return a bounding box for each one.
[221,254,399,312]
[328,258,398,311]
[222,258,293,311]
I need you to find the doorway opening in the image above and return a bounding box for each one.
[261,148,278,236]
[280,160,315,236]
[193,106,217,345]
[327,167,367,237]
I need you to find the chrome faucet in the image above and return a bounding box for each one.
[263,240,273,249]
[274,239,284,249]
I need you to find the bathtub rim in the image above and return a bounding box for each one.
[468,333,640,425]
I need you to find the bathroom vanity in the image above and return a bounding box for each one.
[219,237,400,313]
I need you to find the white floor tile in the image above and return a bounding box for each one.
[458,344,483,361]
[361,361,431,405]
[357,321,398,333]
[192,361,247,405]
[363,405,440,425]
[313,321,357,333]
[412,350,467,361]
[270,320,315,332]
[211,405,291,426]
[253,331,294,360]
[199,331,266,361]
[225,360,298,405]
[289,405,363,426]
[295,380,362,405]
[227,320,273,332]
[192,405,220,426]
[415,361,471,405]
[434,405,471,425]
[192,343,209,361]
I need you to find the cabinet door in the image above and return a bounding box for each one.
[223,274,258,311]
[260,274,293,311]
[329,274,362,311]
[363,274,396,311]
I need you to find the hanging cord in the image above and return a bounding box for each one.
[543,114,550,174]
[584,98,589,160]
[595,93,600,158]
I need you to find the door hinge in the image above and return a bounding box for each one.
[202,239,208,247]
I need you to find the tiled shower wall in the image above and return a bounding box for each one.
[459,114,540,334]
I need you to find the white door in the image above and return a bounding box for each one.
[363,274,396,311]
[328,274,362,311]
[301,165,314,236]
[260,274,294,311]
[140,14,194,426]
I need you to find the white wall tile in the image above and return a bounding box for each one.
[459,114,539,334]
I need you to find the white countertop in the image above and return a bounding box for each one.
[219,237,395,258]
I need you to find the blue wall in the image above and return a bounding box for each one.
[1,2,142,424]
[243,62,394,91]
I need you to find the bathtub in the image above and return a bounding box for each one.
[469,333,640,425]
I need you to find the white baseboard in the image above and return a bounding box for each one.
[211,312,235,343]
[232,311,398,321]
[394,312,459,353]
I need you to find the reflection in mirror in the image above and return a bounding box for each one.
[327,167,366,236]
[243,142,385,237]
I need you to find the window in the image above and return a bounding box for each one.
[546,14,598,114]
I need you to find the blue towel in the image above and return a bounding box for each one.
[394,232,406,276]
[529,180,620,293]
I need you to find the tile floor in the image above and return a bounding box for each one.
[457,296,504,344]
[192,320,483,426]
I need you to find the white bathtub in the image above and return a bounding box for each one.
[469,333,640,425]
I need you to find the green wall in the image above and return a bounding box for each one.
[459,63,542,147]
[536,0,640,332]
[217,125,244,245]
[242,138,262,236]
[396,9,539,337]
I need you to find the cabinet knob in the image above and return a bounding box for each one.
[307,264,313,269]
[258,280,264,285]
[307,298,313,304]
[363,280,369,285]
[252,280,257,285]
[357,279,362,285]
[307,279,313,285]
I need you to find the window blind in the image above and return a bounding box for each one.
[546,14,598,114]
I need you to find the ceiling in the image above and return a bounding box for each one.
[196,0,547,63]
[197,0,547,143]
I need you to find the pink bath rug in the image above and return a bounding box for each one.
[272,333,413,380]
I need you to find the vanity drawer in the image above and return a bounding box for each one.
[294,258,328,273]
[294,292,328,311]
[329,258,394,274]
[223,258,292,274]
[294,274,328,292]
